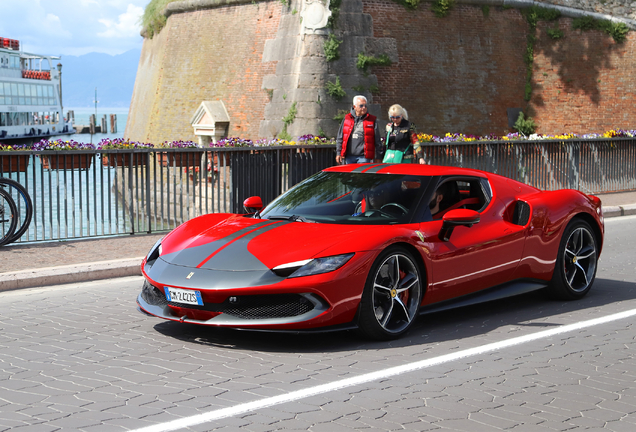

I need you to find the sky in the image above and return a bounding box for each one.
[0,0,147,56]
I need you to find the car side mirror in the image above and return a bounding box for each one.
[243,196,263,214]
[439,209,480,242]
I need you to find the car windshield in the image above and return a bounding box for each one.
[260,171,432,224]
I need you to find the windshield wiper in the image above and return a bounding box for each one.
[267,215,312,222]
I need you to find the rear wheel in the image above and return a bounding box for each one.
[548,219,598,300]
[0,177,33,243]
[358,246,423,340]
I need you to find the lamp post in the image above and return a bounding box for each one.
[57,63,63,123]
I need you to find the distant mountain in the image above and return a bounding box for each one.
[59,49,140,108]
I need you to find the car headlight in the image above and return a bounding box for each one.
[272,253,354,278]
[146,238,163,263]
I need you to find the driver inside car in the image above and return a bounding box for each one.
[353,186,395,216]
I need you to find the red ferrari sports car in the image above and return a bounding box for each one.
[137,163,604,340]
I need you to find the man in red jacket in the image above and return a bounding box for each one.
[335,95,383,164]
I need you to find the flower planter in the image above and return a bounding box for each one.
[41,154,93,170]
[158,151,202,167]
[0,154,29,173]
[102,153,147,167]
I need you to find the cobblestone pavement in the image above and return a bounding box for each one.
[0,216,634,431]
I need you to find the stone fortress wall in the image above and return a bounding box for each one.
[125,0,636,143]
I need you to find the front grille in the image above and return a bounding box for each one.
[168,293,316,320]
[141,281,168,306]
[223,295,314,319]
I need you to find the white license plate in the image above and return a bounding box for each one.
[165,287,203,306]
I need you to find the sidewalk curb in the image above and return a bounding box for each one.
[603,204,636,218]
[0,257,143,292]
[602,205,622,218]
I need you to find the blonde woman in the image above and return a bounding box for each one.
[384,104,424,164]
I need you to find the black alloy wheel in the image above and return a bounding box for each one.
[548,219,598,300]
[358,246,423,340]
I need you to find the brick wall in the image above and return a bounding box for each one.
[531,18,636,133]
[363,1,636,135]
[126,1,281,143]
[127,0,636,142]
[364,2,528,136]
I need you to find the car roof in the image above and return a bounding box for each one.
[324,163,490,178]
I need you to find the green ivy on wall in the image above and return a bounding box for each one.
[522,6,561,101]
[391,0,421,10]
[324,34,343,62]
[356,53,392,73]
[572,16,629,43]
[279,102,297,140]
[326,77,347,100]
[432,0,455,18]
[327,0,341,29]
[333,109,348,122]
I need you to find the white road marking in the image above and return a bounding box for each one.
[129,307,636,432]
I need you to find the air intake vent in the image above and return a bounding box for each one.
[513,201,530,226]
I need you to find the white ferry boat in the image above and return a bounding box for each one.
[0,37,74,144]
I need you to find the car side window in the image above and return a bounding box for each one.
[431,177,492,220]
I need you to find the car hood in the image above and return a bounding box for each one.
[158,215,373,271]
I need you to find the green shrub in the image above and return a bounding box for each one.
[392,0,421,10]
[546,28,564,40]
[333,109,348,122]
[369,84,380,94]
[278,126,292,141]
[356,53,392,72]
[324,34,343,62]
[431,0,455,18]
[481,5,490,18]
[514,112,537,135]
[606,22,629,43]
[328,0,341,28]
[282,102,297,126]
[572,16,597,31]
[524,6,560,29]
[141,0,176,38]
[326,77,347,100]
[573,16,629,43]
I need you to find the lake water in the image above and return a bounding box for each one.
[56,106,129,144]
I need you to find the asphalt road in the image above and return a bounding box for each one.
[1,216,635,431]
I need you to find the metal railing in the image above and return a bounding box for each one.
[0,138,634,244]
[421,138,636,194]
[0,146,335,243]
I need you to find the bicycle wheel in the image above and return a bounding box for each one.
[0,188,18,246]
[0,177,33,243]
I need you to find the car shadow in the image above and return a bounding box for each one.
[152,277,636,353]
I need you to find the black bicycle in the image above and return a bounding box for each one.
[0,177,33,244]
[0,187,18,246]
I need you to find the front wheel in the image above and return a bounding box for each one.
[548,219,598,300]
[0,188,18,247]
[358,246,423,340]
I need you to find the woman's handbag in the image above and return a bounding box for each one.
[383,142,410,164]
[383,148,405,163]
